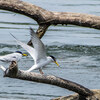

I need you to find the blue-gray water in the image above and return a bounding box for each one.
[0,0,100,100]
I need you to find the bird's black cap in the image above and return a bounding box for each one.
[49,55,56,61]
[16,51,23,54]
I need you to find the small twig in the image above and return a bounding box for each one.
[0,65,6,71]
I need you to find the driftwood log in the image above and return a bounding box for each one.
[53,89,100,100]
[0,0,100,99]
[0,0,100,45]
[0,61,98,100]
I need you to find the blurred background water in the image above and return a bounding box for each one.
[0,0,100,100]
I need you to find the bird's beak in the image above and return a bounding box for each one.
[54,61,60,67]
[22,54,28,56]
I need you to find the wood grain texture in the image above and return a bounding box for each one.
[4,61,93,99]
[0,0,100,29]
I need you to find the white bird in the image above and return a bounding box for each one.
[11,28,59,74]
[0,51,27,62]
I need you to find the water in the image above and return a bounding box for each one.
[0,0,100,100]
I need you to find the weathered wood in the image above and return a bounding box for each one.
[1,0,100,46]
[28,24,50,46]
[0,0,100,30]
[2,61,93,99]
[0,0,99,99]
[4,61,18,77]
[53,90,100,100]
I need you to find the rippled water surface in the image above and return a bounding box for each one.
[0,0,100,100]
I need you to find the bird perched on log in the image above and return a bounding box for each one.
[0,51,27,62]
[11,28,59,74]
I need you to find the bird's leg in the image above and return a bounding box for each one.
[39,68,44,74]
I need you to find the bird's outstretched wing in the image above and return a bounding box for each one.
[30,28,47,62]
[10,33,37,62]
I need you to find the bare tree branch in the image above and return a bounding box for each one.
[1,61,94,100]
[53,89,99,100]
[0,0,100,29]
[1,0,100,45]
[0,1,100,99]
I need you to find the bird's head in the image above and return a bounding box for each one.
[49,55,60,67]
[16,51,28,56]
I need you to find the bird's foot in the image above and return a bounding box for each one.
[39,69,44,74]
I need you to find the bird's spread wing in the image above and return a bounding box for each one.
[30,28,47,63]
[10,33,37,62]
